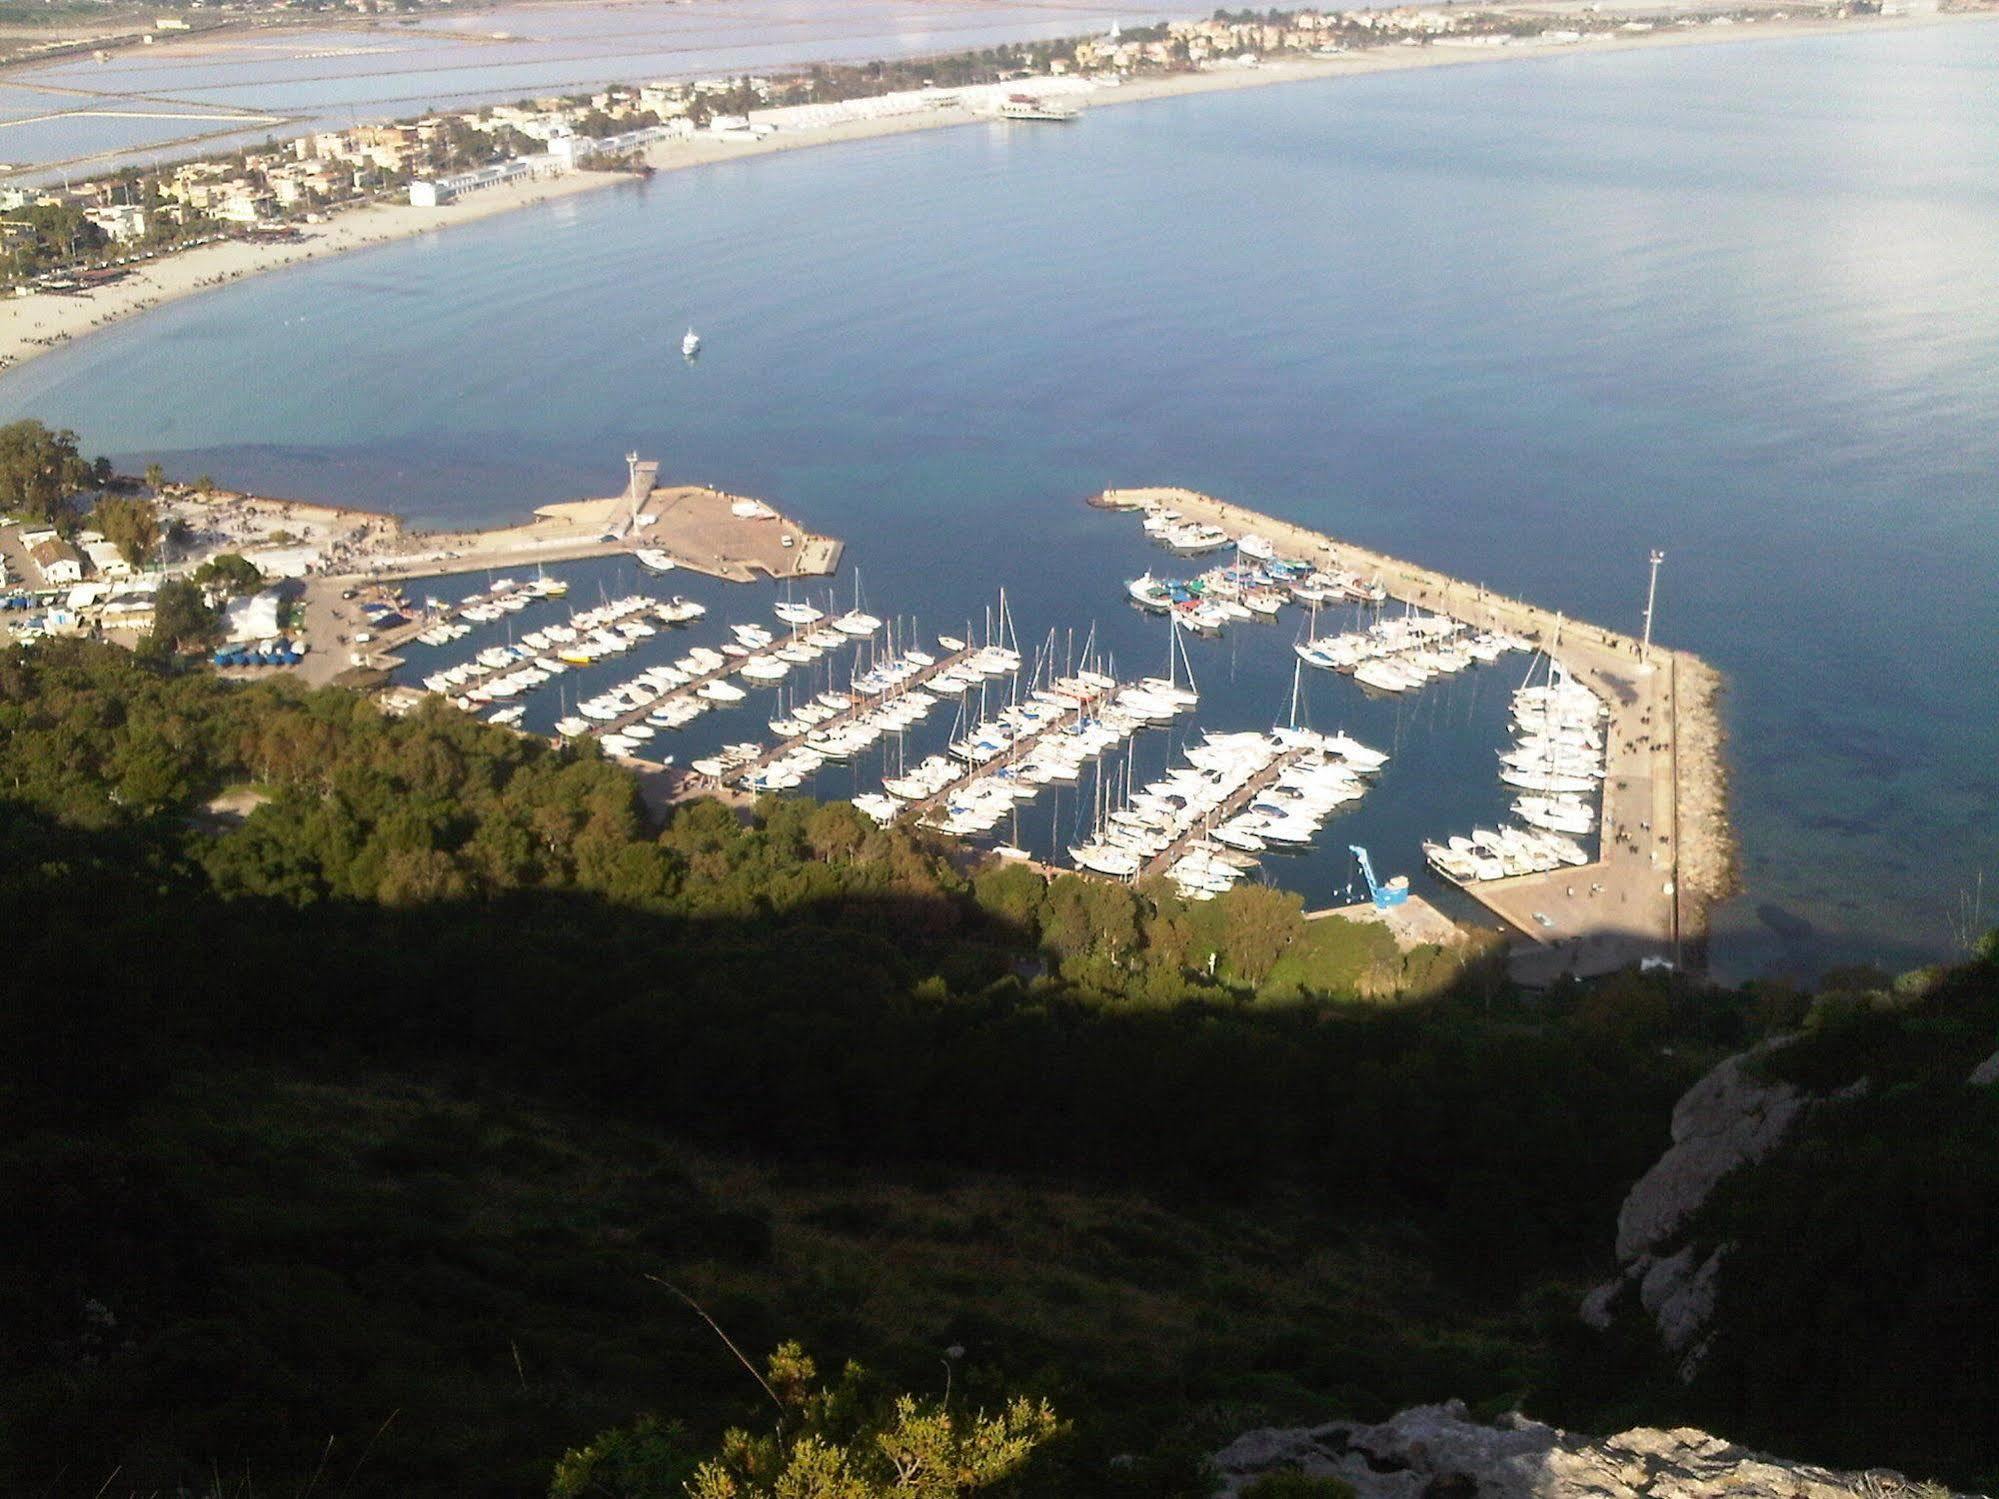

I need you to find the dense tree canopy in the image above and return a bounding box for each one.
[4,640,1983,1496]
[0,419,93,524]
[92,494,161,565]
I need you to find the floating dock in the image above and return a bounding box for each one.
[1093,486,1733,978]
[731,645,983,780]
[1138,744,1315,880]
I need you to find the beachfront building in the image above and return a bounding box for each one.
[222,590,283,644]
[240,546,322,580]
[551,123,685,164]
[30,539,82,587]
[84,204,147,242]
[408,156,562,207]
[82,540,132,580]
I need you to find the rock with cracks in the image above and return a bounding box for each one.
[1209,1401,1966,1499]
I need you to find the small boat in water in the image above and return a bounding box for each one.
[635,548,677,574]
[681,326,701,359]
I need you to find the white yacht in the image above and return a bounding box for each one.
[681,326,701,358]
[635,548,677,574]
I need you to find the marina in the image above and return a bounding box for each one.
[343,472,1728,976]
[1095,486,1729,975]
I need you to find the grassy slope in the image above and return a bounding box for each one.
[17,1065,1544,1497]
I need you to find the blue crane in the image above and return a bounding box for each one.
[1349,844,1409,909]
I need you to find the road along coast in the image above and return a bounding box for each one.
[1,9,1985,376]
[1094,486,1737,979]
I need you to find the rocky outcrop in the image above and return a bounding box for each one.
[1582,1042,1813,1365]
[1969,1050,1999,1088]
[1210,1401,1963,1499]
[1612,1041,1807,1265]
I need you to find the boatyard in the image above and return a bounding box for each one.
[1092,486,1734,975]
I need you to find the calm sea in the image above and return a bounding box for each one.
[5,22,1997,978]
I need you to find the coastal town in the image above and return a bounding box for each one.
[1,0,1973,341]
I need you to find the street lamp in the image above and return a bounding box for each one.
[1640,549,1665,665]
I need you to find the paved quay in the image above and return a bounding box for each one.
[299,476,841,687]
[1095,487,1734,978]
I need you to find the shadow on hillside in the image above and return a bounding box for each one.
[0,798,1766,1498]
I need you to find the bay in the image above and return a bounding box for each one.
[5,21,1997,976]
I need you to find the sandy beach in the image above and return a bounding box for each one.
[0,8,1986,376]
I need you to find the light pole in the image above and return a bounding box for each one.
[1641,549,1665,665]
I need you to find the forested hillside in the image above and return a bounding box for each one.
[1,641,1988,1497]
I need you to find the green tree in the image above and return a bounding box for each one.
[191,552,263,596]
[143,461,166,492]
[0,419,90,524]
[1213,883,1306,985]
[556,1342,1062,1499]
[93,495,162,566]
[149,577,219,652]
[548,1416,701,1499]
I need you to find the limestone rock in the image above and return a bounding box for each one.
[1637,1245,1725,1353]
[1615,1042,1807,1266]
[1211,1402,1968,1499]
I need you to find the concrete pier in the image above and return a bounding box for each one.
[1094,486,1734,978]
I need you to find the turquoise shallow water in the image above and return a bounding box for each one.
[4,22,1997,976]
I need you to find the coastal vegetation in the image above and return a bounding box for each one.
[1677,958,1999,1484]
[0,418,98,526]
[2,642,1993,1494]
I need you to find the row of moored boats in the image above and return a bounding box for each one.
[420,594,705,717]
[1126,555,1386,634]
[895,669,1189,837]
[1423,663,1607,883]
[413,571,570,645]
[561,608,886,756]
[1069,725,1387,898]
[1294,611,1529,694]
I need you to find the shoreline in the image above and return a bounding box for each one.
[1,8,1988,378]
